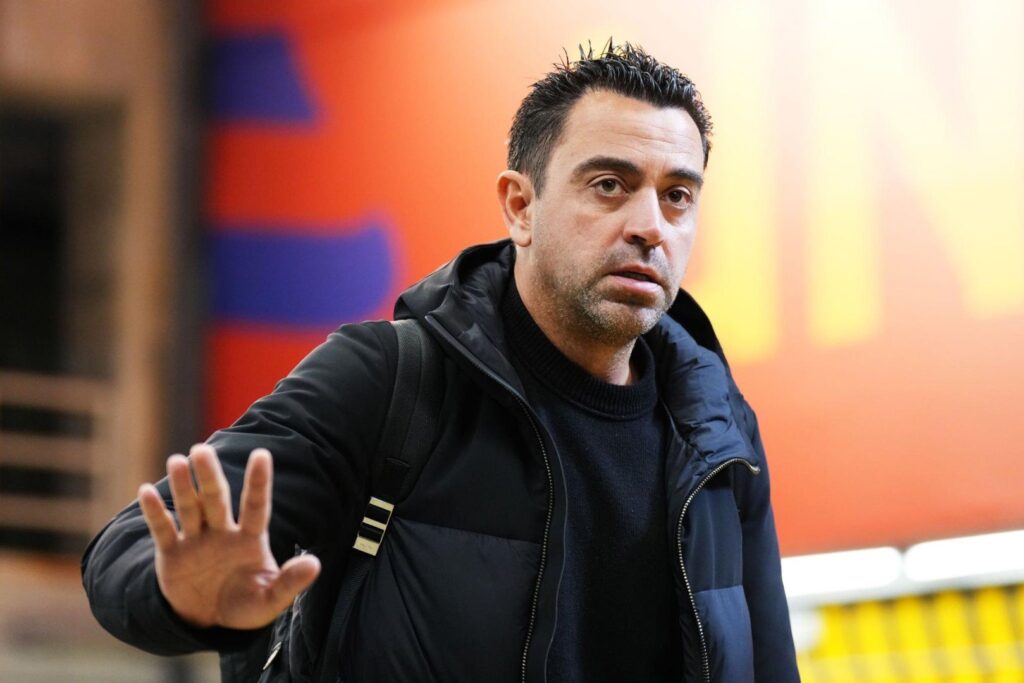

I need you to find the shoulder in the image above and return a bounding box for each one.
[209,319,404,481]
[280,320,399,401]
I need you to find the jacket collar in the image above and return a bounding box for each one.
[394,239,756,470]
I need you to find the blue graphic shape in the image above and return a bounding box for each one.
[210,32,316,122]
[211,224,393,327]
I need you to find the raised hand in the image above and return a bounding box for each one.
[137,445,320,630]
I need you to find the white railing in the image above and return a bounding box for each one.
[0,371,113,541]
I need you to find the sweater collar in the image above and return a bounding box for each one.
[501,277,658,418]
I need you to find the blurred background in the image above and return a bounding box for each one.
[1,0,1022,680]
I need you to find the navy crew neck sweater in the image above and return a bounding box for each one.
[502,281,683,682]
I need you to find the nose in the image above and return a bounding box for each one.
[622,189,665,248]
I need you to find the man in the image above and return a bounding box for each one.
[83,43,799,682]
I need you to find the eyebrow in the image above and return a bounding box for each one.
[569,155,704,189]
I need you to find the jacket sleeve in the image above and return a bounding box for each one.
[81,321,397,655]
[733,395,801,681]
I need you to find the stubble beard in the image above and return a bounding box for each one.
[540,258,676,347]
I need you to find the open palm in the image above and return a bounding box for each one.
[138,445,320,629]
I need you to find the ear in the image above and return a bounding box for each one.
[496,170,535,247]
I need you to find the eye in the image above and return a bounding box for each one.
[593,177,626,195]
[664,187,692,207]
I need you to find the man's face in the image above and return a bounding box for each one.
[520,89,705,346]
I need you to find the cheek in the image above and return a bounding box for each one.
[666,230,697,278]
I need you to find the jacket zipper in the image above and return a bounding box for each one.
[516,398,554,683]
[422,318,555,683]
[676,457,760,683]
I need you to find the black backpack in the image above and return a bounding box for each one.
[219,318,443,682]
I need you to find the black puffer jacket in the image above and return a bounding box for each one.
[82,239,799,682]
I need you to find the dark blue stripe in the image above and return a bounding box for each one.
[210,223,394,326]
[209,32,316,123]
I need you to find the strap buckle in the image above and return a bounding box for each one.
[352,497,395,556]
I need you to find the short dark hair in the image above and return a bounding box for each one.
[507,41,713,195]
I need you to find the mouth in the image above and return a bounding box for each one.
[615,271,656,283]
[608,266,663,287]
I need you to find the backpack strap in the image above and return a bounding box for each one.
[352,318,444,554]
[314,318,443,682]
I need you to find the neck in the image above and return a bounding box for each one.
[514,268,638,386]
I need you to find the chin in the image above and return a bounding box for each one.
[585,304,664,343]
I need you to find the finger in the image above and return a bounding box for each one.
[238,448,272,536]
[190,444,234,530]
[266,554,321,613]
[138,483,179,552]
[167,454,202,536]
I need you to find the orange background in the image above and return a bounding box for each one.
[206,0,1024,555]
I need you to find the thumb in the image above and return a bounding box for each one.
[266,554,321,613]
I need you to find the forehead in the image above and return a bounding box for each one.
[550,89,705,175]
